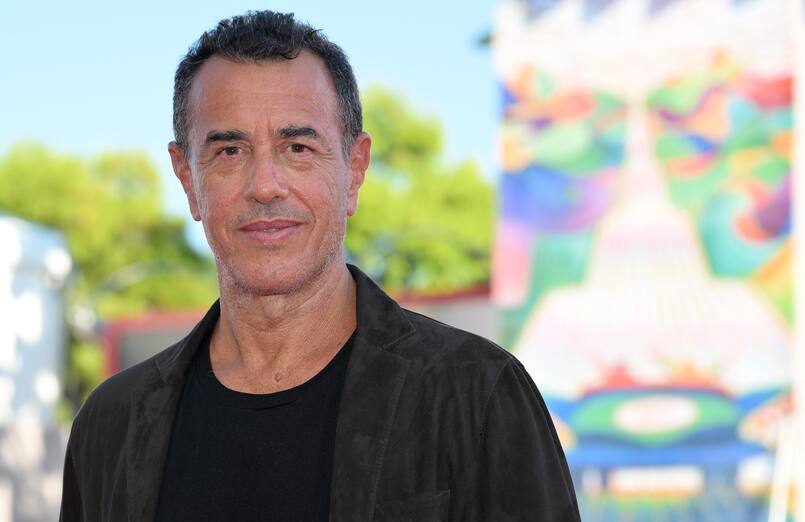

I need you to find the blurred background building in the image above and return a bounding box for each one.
[0,216,70,522]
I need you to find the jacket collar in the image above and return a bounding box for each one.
[151,264,415,381]
[127,264,415,521]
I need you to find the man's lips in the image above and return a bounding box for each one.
[238,219,304,243]
[239,219,303,232]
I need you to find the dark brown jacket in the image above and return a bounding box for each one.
[60,265,580,521]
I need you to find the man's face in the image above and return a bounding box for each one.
[169,52,370,296]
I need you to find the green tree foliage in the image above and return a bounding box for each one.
[346,87,494,293]
[0,143,217,315]
[0,143,217,407]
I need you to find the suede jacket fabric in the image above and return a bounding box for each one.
[60,264,580,521]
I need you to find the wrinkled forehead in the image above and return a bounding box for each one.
[186,52,341,144]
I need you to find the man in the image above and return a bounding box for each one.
[60,11,580,521]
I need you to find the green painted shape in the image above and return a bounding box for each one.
[647,77,712,115]
[768,280,794,324]
[500,231,594,348]
[592,92,625,116]
[767,109,793,130]
[533,71,555,98]
[699,193,784,277]
[532,122,594,169]
[752,157,789,185]
[560,145,608,175]
[724,118,768,152]
[666,161,729,214]
[600,123,626,144]
[655,132,697,161]
[571,391,740,447]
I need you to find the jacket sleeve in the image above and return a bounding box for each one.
[476,359,580,521]
[60,419,82,522]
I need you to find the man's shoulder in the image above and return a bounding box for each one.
[74,341,183,428]
[396,307,516,377]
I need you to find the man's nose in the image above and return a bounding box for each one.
[244,150,289,203]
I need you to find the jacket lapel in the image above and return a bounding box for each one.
[125,374,183,522]
[126,302,220,522]
[330,266,415,521]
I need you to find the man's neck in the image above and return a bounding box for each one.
[210,261,357,394]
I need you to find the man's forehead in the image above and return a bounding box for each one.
[187,53,339,134]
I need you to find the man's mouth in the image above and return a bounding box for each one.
[240,219,302,231]
[239,219,303,242]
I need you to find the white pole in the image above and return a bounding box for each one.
[770,418,794,522]
[790,0,805,521]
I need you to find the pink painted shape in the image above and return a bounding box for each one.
[492,221,533,307]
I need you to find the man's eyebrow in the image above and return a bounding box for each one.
[275,125,320,140]
[205,129,248,143]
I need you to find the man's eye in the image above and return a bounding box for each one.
[221,146,240,156]
[290,143,309,153]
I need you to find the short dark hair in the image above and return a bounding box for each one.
[173,11,362,157]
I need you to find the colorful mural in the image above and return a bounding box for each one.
[493,0,794,520]
[494,67,626,329]
[647,57,793,321]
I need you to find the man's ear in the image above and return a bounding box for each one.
[346,132,371,217]
[168,141,202,222]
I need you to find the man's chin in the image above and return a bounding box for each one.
[221,258,336,297]
[226,271,307,297]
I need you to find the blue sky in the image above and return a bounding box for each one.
[1,0,499,250]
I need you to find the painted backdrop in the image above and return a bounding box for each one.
[492,1,794,520]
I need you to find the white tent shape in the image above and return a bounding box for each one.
[513,104,791,399]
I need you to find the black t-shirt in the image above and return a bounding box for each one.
[154,329,355,521]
